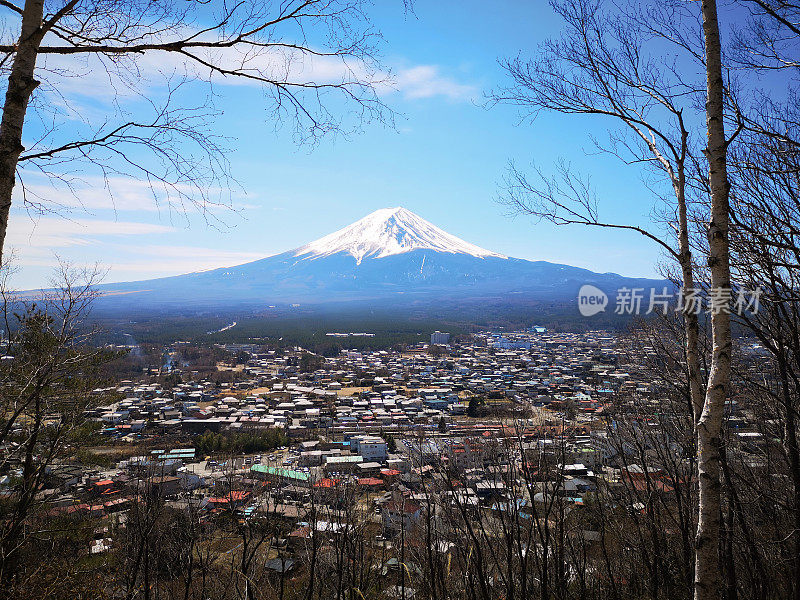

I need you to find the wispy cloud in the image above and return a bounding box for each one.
[5,213,266,284]
[101,244,268,278]
[16,175,174,213]
[36,35,477,104]
[14,173,254,221]
[393,65,478,101]
[6,214,175,249]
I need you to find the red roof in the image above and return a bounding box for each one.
[314,478,340,488]
[357,477,383,486]
[208,490,250,504]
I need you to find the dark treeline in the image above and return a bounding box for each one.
[194,430,288,456]
[89,302,637,350]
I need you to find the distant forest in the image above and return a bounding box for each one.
[89,299,639,350]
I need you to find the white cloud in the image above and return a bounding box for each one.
[393,65,478,101]
[35,33,477,104]
[4,214,181,286]
[6,214,175,249]
[13,174,249,221]
[16,176,168,213]
[88,244,267,281]
[4,213,271,286]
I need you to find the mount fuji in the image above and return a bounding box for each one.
[95,207,667,309]
[294,207,505,263]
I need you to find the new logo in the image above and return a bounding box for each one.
[578,285,608,317]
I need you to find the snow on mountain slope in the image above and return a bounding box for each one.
[293,207,507,264]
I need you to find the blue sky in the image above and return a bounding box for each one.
[7,0,672,289]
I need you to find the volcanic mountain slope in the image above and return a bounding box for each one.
[96,207,667,308]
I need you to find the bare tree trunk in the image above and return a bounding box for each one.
[677,166,705,423]
[0,0,45,266]
[695,1,732,599]
[774,345,800,600]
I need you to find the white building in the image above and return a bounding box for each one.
[430,331,450,345]
[352,435,388,462]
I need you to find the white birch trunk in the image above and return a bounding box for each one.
[695,1,732,599]
[676,162,704,422]
[0,0,45,267]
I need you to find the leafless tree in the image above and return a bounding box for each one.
[0,0,398,266]
[0,262,114,588]
[491,0,705,423]
[490,1,743,596]
[725,63,800,597]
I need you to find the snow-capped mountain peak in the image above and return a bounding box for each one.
[293,207,507,264]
